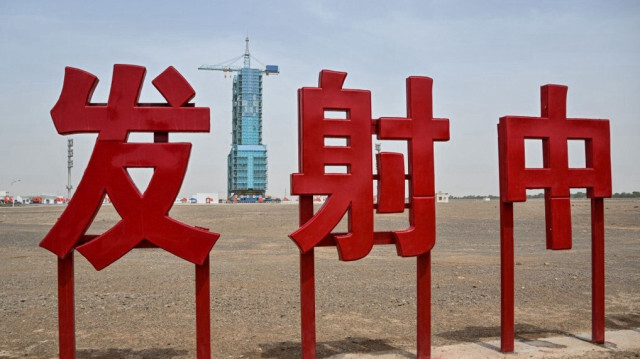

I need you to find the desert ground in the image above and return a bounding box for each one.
[0,199,638,358]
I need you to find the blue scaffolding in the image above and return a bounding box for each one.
[199,38,279,198]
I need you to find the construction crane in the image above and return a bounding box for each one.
[199,37,279,200]
[198,37,279,76]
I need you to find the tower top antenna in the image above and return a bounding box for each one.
[244,37,250,68]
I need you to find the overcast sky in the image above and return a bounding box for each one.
[1,1,638,198]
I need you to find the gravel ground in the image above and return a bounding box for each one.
[0,199,638,358]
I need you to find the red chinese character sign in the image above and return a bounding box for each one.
[41,64,219,359]
[290,70,374,260]
[497,84,611,352]
[290,70,449,358]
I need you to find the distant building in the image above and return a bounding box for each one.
[39,195,59,204]
[314,195,327,203]
[436,192,450,203]
[199,38,278,199]
[194,193,219,204]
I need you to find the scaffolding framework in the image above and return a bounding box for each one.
[227,68,267,197]
[199,38,278,198]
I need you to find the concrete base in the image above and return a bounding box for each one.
[328,328,640,358]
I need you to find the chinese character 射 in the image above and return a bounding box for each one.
[290,70,449,260]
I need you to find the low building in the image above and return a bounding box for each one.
[38,195,59,204]
[194,193,219,204]
[436,192,450,203]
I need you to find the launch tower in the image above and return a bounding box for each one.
[199,38,279,198]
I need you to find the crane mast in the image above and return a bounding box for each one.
[198,37,279,75]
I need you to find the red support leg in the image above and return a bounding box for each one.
[299,195,316,359]
[301,250,316,359]
[591,198,605,343]
[500,201,515,353]
[195,255,211,359]
[417,252,431,359]
[58,252,75,359]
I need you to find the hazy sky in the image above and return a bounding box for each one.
[1,1,638,198]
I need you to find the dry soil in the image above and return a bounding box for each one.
[0,199,638,358]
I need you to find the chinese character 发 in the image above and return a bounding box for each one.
[40,64,219,270]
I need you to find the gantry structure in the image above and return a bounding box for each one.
[199,38,279,198]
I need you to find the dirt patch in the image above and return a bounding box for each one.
[0,199,638,358]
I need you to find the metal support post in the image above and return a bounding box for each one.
[58,252,75,359]
[417,252,431,358]
[195,255,211,359]
[299,195,316,358]
[591,198,605,343]
[500,201,515,353]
